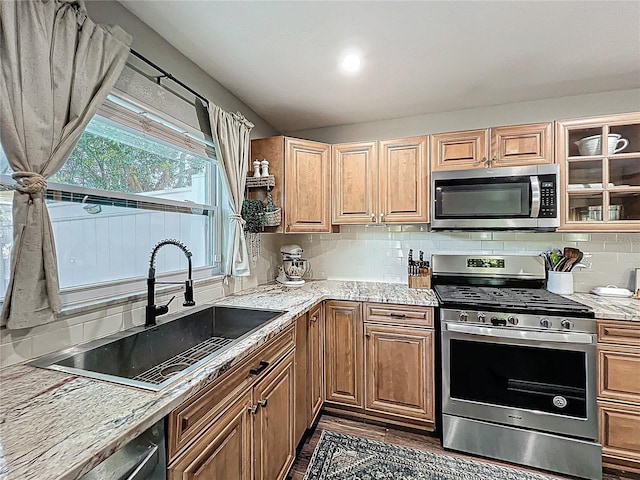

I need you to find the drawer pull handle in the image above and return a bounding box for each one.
[390,313,406,319]
[250,361,269,376]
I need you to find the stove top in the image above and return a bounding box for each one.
[434,285,595,318]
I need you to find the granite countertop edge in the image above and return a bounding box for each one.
[0,280,438,480]
[0,280,638,480]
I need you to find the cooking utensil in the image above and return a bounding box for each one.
[559,247,581,272]
[567,252,584,272]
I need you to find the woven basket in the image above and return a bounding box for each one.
[263,207,281,227]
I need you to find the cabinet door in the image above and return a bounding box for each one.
[324,301,363,408]
[491,122,552,166]
[364,324,434,423]
[294,315,307,445]
[598,346,640,404]
[254,351,296,480]
[379,136,429,223]
[599,400,640,471]
[307,303,324,427]
[431,129,489,171]
[557,113,640,232]
[168,391,252,480]
[284,138,331,233]
[332,142,378,224]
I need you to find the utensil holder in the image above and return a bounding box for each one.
[547,271,574,295]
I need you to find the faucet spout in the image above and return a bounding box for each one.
[145,239,195,327]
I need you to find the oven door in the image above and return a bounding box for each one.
[441,322,598,440]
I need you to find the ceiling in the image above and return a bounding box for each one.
[119,1,640,133]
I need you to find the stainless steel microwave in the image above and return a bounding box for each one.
[431,164,560,230]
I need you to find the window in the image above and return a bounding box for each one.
[0,92,222,305]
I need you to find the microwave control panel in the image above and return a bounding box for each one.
[539,176,557,218]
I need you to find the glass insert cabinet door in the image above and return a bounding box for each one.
[557,113,640,230]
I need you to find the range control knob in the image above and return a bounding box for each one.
[561,319,573,330]
[540,318,551,328]
[477,313,486,323]
[459,311,469,322]
[507,315,519,325]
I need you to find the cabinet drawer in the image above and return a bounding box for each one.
[599,400,640,467]
[598,321,640,347]
[598,346,640,404]
[364,303,433,327]
[168,325,295,461]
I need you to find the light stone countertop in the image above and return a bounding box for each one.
[564,292,640,322]
[0,280,438,480]
[0,280,636,480]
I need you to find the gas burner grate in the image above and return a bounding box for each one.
[133,336,234,386]
[434,285,593,313]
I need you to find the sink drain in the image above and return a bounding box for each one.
[159,363,190,378]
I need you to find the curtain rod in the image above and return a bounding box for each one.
[130,49,209,105]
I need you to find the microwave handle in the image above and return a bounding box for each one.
[530,176,541,218]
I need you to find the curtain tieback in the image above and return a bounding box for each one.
[12,172,47,194]
[230,213,246,226]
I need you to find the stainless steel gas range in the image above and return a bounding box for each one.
[432,254,602,480]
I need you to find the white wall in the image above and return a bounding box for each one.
[286,89,640,143]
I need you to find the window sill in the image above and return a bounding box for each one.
[55,274,226,320]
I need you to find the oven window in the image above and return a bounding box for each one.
[449,339,587,418]
[435,180,530,218]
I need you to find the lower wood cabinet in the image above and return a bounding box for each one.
[168,326,296,480]
[364,324,434,423]
[324,300,435,431]
[307,303,324,427]
[253,351,296,480]
[597,319,640,473]
[324,300,364,407]
[168,391,253,480]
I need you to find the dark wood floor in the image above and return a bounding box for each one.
[287,413,640,480]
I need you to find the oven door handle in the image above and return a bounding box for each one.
[445,323,595,344]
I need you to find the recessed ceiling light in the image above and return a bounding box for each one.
[340,53,362,74]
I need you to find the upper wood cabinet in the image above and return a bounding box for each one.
[250,136,332,233]
[332,136,428,224]
[431,122,552,171]
[557,112,640,232]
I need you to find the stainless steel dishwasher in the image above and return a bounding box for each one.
[80,419,166,480]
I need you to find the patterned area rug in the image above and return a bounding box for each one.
[303,431,557,480]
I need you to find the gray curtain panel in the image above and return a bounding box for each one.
[0,0,132,329]
[208,104,254,277]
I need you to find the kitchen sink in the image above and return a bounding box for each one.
[29,305,285,391]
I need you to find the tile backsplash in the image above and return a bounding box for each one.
[284,227,640,293]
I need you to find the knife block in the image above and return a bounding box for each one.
[408,269,431,289]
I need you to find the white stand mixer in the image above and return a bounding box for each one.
[276,244,309,286]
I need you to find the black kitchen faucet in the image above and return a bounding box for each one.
[145,239,196,327]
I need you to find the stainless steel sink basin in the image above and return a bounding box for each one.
[29,305,285,391]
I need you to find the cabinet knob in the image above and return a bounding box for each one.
[481,157,489,165]
[248,405,258,414]
[310,315,318,323]
[365,333,371,338]
[371,213,376,222]
[379,213,384,222]
[257,399,268,408]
